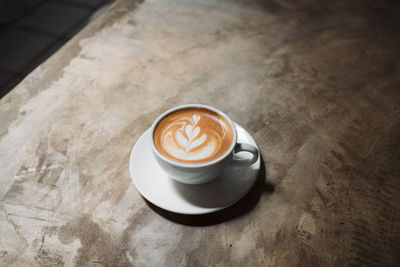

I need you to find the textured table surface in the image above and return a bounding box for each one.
[1,0,400,266]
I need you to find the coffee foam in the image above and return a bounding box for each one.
[154,108,234,164]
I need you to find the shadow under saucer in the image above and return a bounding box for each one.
[145,156,274,226]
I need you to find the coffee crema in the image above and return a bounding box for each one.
[154,108,234,164]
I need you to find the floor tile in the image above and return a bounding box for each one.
[0,72,10,87]
[16,2,92,38]
[0,0,43,25]
[53,0,109,9]
[0,27,55,73]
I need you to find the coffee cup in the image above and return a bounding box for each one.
[150,104,259,184]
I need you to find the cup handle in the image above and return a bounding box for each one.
[231,143,259,167]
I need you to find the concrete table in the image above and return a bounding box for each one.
[1,0,399,266]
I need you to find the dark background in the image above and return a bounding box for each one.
[0,0,113,98]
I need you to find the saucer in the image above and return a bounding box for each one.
[129,123,260,215]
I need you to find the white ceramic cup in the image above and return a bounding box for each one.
[150,104,259,184]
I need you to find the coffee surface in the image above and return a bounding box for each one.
[154,108,234,164]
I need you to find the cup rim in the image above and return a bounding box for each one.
[150,104,238,168]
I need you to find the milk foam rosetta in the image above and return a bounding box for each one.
[154,108,234,164]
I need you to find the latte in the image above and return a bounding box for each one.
[154,107,234,164]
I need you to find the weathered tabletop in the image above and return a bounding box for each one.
[1,0,400,266]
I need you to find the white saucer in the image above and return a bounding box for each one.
[129,123,260,215]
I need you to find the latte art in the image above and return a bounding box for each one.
[162,114,218,160]
[154,108,234,164]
